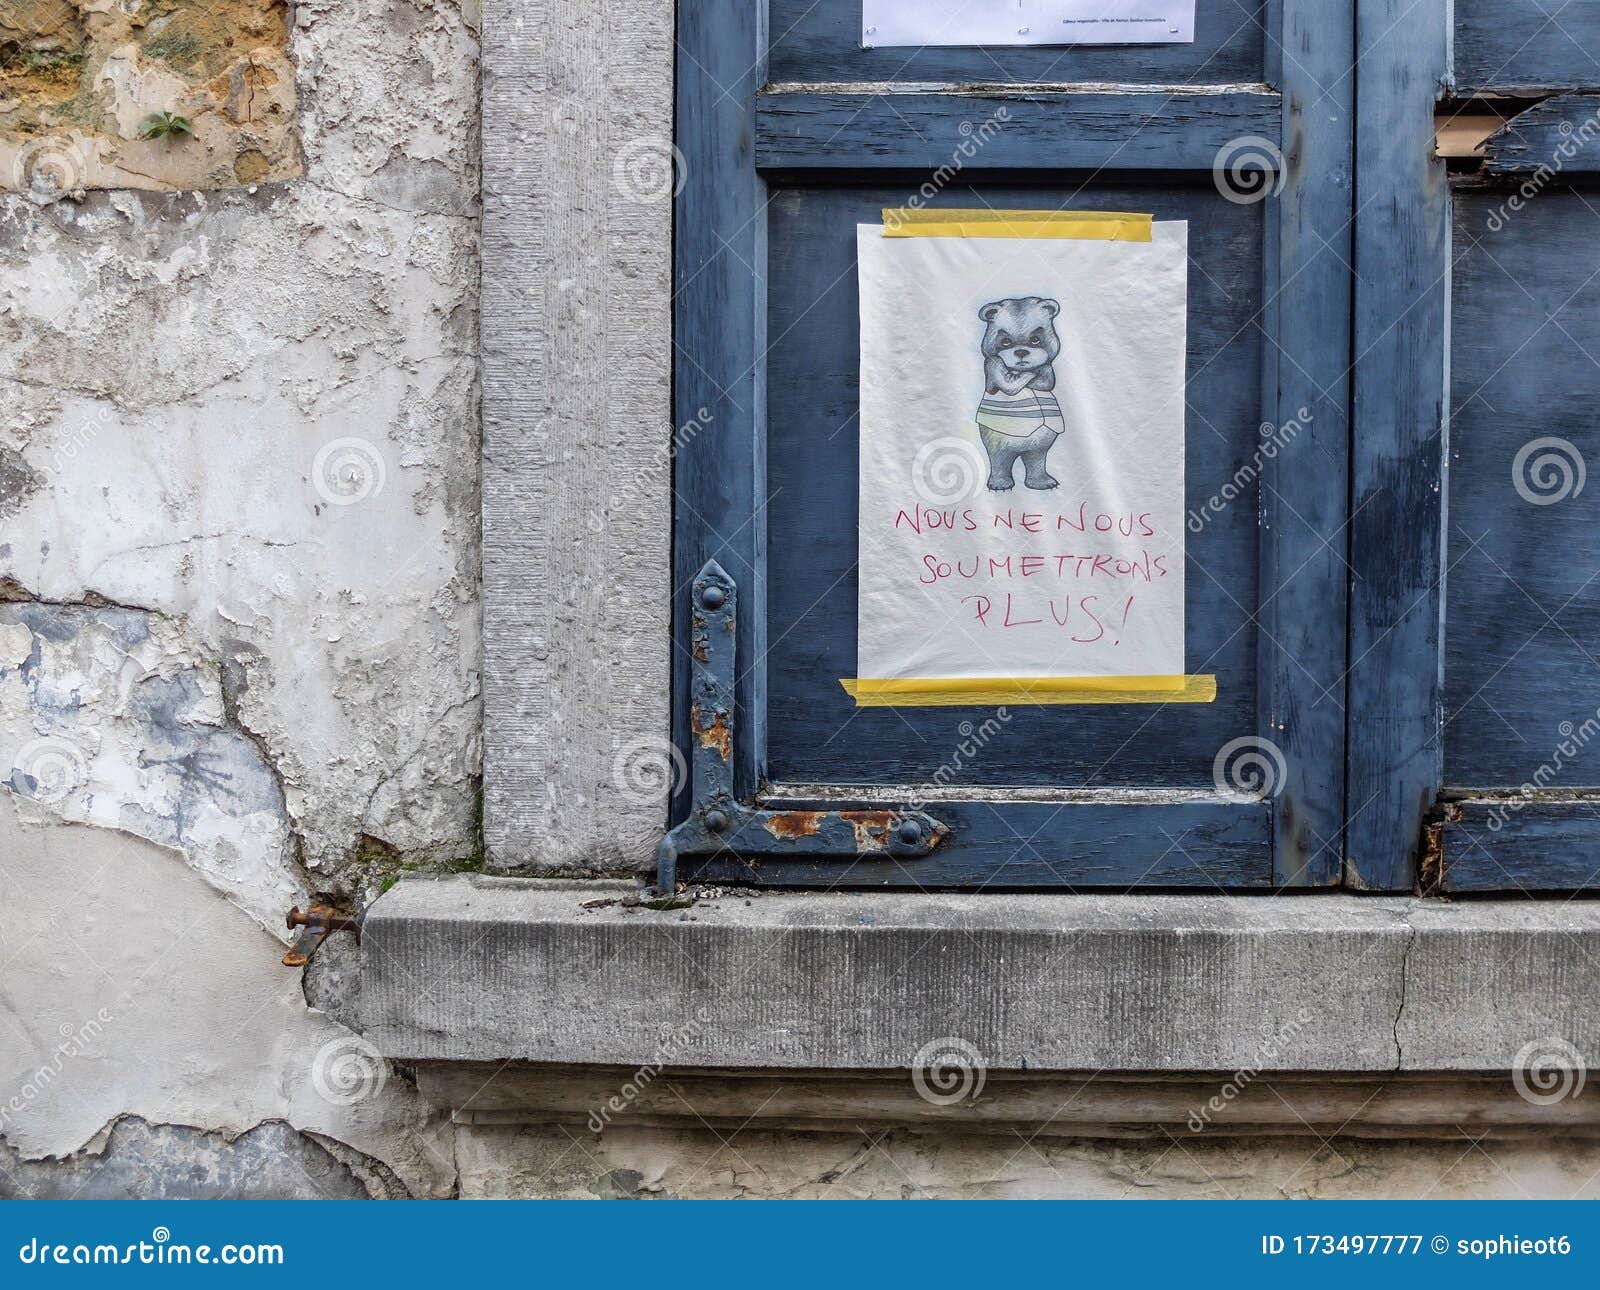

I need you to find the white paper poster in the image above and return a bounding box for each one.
[862,0,1196,48]
[853,219,1189,697]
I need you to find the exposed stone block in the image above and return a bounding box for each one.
[0,1117,372,1200]
[0,0,299,197]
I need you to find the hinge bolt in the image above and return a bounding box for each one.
[704,808,731,834]
[897,818,922,846]
[282,904,361,969]
[700,584,726,610]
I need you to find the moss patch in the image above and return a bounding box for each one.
[135,0,288,80]
[141,31,202,70]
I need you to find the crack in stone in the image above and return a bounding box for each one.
[1392,907,1417,1072]
[217,647,315,892]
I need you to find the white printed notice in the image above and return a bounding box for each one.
[862,0,1195,47]
[849,216,1191,705]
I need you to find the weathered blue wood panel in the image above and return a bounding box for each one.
[765,183,1260,789]
[768,0,1266,86]
[1256,0,1353,886]
[674,0,769,807]
[1442,804,1600,891]
[679,798,1274,888]
[1482,94,1600,176]
[1356,9,1600,892]
[1346,0,1451,891]
[756,90,1282,173]
[1457,0,1600,92]
[1445,190,1600,790]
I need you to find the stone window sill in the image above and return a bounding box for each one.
[362,875,1600,1078]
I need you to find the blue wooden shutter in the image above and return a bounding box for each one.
[1351,0,1600,892]
[672,1,1354,889]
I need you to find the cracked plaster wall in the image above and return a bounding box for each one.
[1,0,479,1197]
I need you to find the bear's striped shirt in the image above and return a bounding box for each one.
[975,388,1065,439]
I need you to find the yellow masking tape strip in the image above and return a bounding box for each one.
[882,209,1155,241]
[839,675,1217,707]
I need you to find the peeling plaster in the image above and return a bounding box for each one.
[0,0,482,900]
[0,795,457,1197]
[0,0,478,1196]
[0,1117,378,1200]
[2,596,304,930]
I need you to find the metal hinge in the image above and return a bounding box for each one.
[655,560,949,893]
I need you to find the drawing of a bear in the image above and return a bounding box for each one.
[975,296,1065,491]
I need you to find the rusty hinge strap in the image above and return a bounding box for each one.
[655,560,949,893]
[283,904,362,967]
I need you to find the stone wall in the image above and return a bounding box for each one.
[2,0,300,193]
